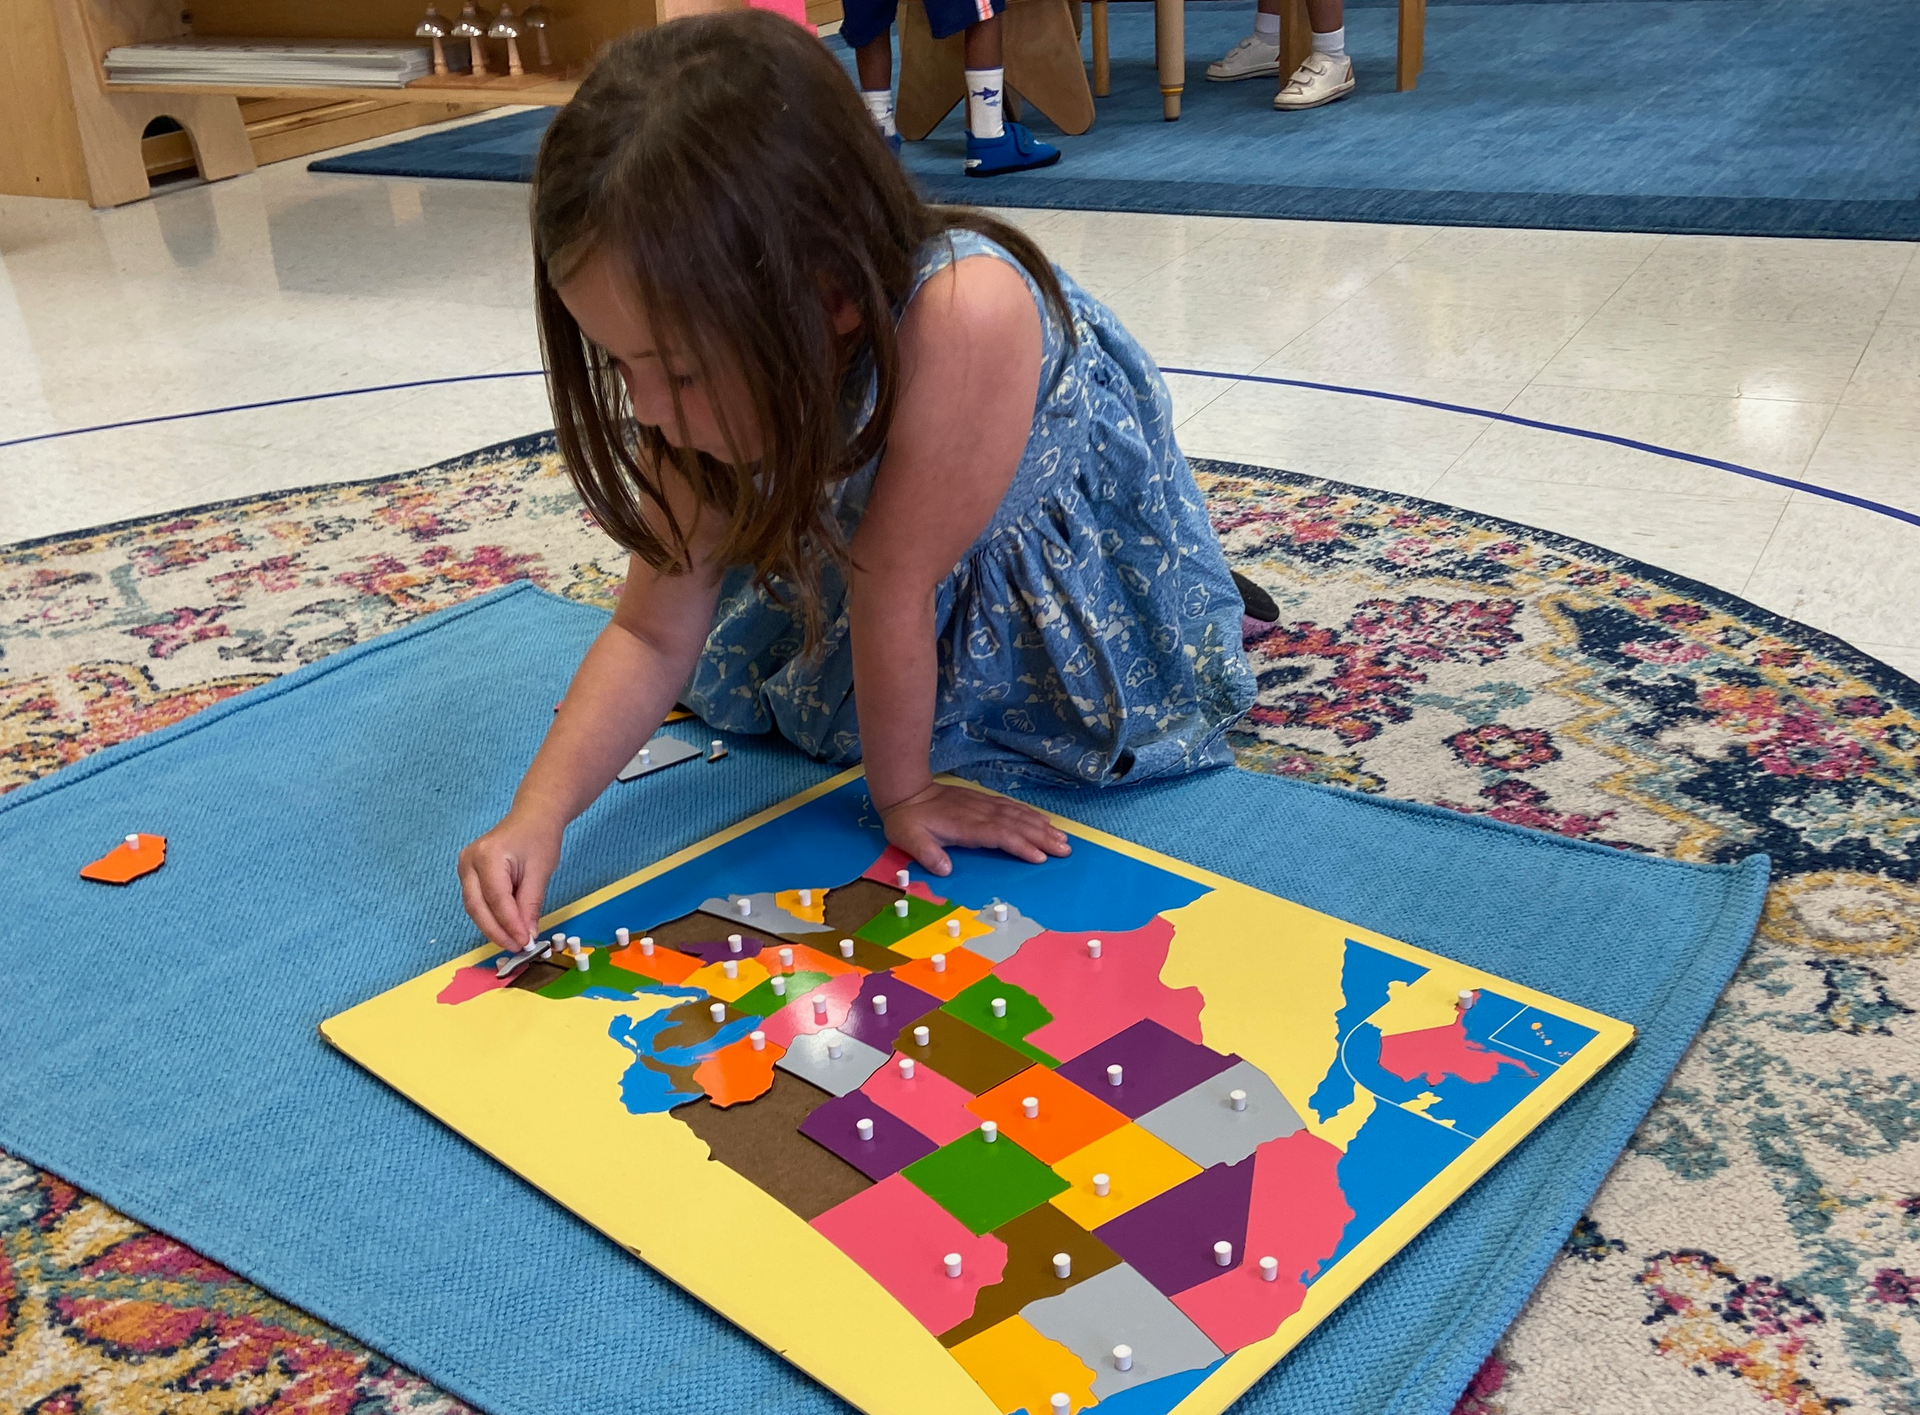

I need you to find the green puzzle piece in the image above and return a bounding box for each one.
[853,896,952,949]
[902,1128,1069,1235]
[535,949,658,1001]
[940,977,1060,1068]
[729,970,833,1021]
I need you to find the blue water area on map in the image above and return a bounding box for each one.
[608,1001,759,1114]
[1308,939,1428,1123]
[1490,1005,1600,1069]
[1327,1099,1475,1269]
[556,776,1211,943]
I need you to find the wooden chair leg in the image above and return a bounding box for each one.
[896,0,967,140]
[1154,0,1183,119]
[1003,0,1094,134]
[1091,0,1109,97]
[1396,0,1426,90]
[1280,0,1310,82]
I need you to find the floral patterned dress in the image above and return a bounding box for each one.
[681,228,1255,791]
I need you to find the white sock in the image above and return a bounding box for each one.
[964,68,1005,140]
[1252,10,1280,40]
[1312,25,1345,57]
[860,88,897,138]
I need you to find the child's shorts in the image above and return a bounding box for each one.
[839,0,1006,50]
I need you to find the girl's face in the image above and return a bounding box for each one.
[557,246,760,463]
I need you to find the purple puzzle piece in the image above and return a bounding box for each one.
[1054,1019,1240,1119]
[798,1088,940,1181]
[1093,1156,1257,1298]
[837,972,944,1052]
[671,933,767,964]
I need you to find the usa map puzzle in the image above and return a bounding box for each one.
[323,770,1633,1415]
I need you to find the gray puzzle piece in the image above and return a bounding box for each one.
[1021,1262,1226,1400]
[698,892,835,935]
[773,1029,890,1096]
[960,901,1046,963]
[1132,1058,1304,1169]
[615,733,701,781]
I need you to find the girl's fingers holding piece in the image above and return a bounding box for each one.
[459,862,516,951]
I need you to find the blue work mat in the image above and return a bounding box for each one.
[310,0,1920,238]
[0,582,1767,1415]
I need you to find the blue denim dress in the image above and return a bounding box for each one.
[681,229,1254,791]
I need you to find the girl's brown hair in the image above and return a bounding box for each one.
[531,9,1071,634]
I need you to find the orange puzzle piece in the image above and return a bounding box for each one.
[80,833,167,885]
[693,1033,786,1107]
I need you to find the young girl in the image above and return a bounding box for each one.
[458,11,1256,952]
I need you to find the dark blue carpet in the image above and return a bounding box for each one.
[310,0,1920,238]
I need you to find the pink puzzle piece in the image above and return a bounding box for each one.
[857,1049,979,1145]
[861,845,949,905]
[1169,1131,1354,1352]
[436,962,509,1005]
[758,969,865,1049]
[996,915,1205,1060]
[812,1173,1006,1333]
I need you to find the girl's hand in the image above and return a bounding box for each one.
[880,782,1071,876]
[458,808,565,951]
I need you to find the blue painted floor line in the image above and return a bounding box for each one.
[5,365,1914,532]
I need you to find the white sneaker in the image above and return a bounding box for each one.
[1207,33,1281,82]
[1274,51,1355,109]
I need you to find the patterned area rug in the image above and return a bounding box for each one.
[3,435,1917,1415]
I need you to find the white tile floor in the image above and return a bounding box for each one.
[2,117,1916,679]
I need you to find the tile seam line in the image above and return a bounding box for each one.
[4,365,1916,532]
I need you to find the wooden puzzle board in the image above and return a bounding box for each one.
[322,770,1633,1415]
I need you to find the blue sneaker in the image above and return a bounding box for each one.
[965,121,1060,177]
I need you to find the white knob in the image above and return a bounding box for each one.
[615,928,630,946]
[896,868,911,888]
[946,918,962,937]
[749,1030,766,1051]
[825,1031,844,1060]
[1213,1240,1233,1267]
[798,889,812,907]
[932,953,947,973]
[736,897,751,916]
[1091,1173,1110,1197]
[812,994,829,1021]
[894,899,910,917]
[994,903,1009,922]
[1107,1064,1123,1087]
[981,1121,998,1143]
[771,976,787,996]
[778,946,794,968]
[991,997,1007,1018]
[1230,1089,1248,1112]
[1052,1252,1071,1279]
[1259,1255,1279,1282]
[899,1057,916,1079]
[1087,938,1102,959]
[1022,1096,1039,1119]
[840,938,856,957]
[1050,1396,1069,1415]
[727,934,743,953]
[1113,1345,1132,1372]
[640,936,655,955]
[873,994,889,1014]
[913,1025,931,1046]
[943,1252,963,1277]
[856,1117,875,1141]
[125,833,140,849]
[709,1002,726,1023]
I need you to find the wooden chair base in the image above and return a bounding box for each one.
[897,0,1095,141]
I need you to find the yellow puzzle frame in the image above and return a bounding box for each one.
[324,768,1633,1415]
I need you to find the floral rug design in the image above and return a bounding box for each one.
[2,435,1916,1415]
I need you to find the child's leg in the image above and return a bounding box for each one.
[840,0,902,145]
[1207,0,1282,82]
[952,6,1061,175]
[1275,0,1353,109]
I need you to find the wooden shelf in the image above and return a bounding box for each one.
[105,74,580,105]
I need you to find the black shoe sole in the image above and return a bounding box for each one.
[1233,570,1279,622]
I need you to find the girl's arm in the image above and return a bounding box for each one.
[849,254,1072,876]
[459,527,722,949]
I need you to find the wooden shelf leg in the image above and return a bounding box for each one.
[1280,0,1310,82]
[1397,0,1426,90]
[1091,0,1109,97]
[1003,0,1094,134]
[1154,0,1182,120]
[896,0,968,141]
